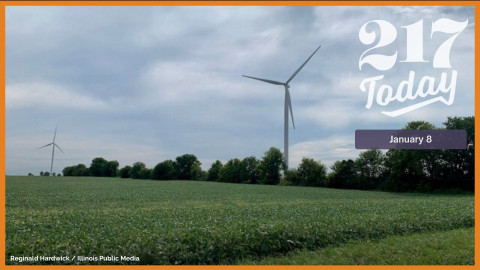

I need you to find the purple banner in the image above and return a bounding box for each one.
[355,130,467,150]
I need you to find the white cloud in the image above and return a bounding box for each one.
[139,60,277,106]
[290,135,362,169]
[6,82,107,110]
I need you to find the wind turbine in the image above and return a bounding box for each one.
[37,127,64,175]
[242,45,321,169]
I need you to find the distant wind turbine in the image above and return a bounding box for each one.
[242,45,321,169]
[37,127,64,175]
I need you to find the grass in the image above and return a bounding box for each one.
[6,176,474,265]
[241,227,474,265]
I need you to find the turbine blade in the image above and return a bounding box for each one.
[242,75,284,85]
[286,45,321,84]
[53,127,57,143]
[54,144,64,153]
[286,89,295,130]
[37,143,53,150]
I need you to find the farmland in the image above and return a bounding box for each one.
[242,228,474,265]
[6,176,474,265]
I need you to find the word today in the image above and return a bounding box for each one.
[360,70,456,117]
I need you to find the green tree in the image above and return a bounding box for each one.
[355,149,385,189]
[72,164,89,176]
[383,121,437,192]
[218,158,242,183]
[104,160,119,177]
[191,162,207,181]
[152,160,177,180]
[240,156,260,184]
[284,168,300,185]
[442,116,474,191]
[296,158,327,187]
[140,168,152,179]
[384,150,426,191]
[90,157,108,177]
[130,162,146,179]
[207,160,223,181]
[175,154,200,180]
[119,165,132,178]
[62,166,73,176]
[328,159,357,189]
[258,147,284,185]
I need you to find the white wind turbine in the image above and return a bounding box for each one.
[242,45,321,169]
[37,127,64,175]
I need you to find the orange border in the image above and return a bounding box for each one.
[1,1,478,270]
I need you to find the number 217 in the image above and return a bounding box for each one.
[359,18,468,71]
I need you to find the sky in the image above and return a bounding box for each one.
[5,6,475,175]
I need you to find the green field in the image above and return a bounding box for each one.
[6,176,474,265]
[242,228,474,265]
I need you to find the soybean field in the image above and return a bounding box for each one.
[5,176,474,265]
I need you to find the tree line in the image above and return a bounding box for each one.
[323,117,474,192]
[62,151,281,184]
[62,116,474,192]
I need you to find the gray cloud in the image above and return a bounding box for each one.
[6,6,474,175]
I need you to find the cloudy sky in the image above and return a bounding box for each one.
[5,5,474,175]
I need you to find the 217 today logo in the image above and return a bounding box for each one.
[358,18,468,117]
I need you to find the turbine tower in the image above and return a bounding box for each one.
[242,45,321,169]
[37,127,64,175]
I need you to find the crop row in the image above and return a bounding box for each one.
[6,177,474,264]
